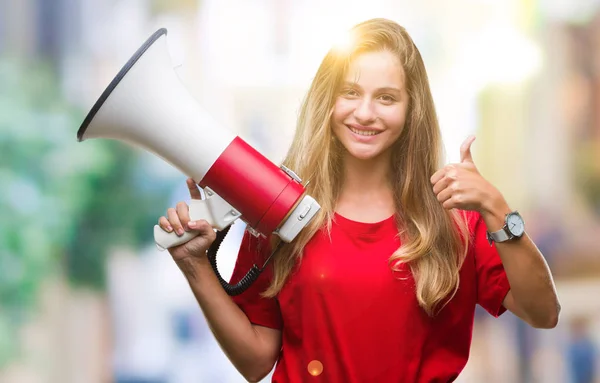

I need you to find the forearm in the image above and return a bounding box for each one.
[176,257,279,381]
[480,197,560,327]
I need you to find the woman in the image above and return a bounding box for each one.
[158,18,560,382]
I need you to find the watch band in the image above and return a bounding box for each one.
[486,227,511,245]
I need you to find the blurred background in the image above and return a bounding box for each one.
[1,0,600,382]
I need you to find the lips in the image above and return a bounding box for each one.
[346,124,382,137]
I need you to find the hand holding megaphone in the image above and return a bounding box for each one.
[154,183,241,250]
[157,178,219,260]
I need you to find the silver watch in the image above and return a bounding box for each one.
[486,211,525,245]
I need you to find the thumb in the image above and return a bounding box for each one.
[184,221,217,255]
[460,135,476,164]
[186,178,203,200]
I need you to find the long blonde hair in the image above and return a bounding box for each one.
[263,18,470,316]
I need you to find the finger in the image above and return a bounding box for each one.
[432,176,454,195]
[431,164,456,185]
[185,220,217,253]
[460,135,476,163]
[187,178,202,200]
[167,207,185,236]
[187,219,215,236]
[436,186,454,206]
[158,216,173,232]
[175,201,191,231]
[430,167,447,185]
[442,195,463,210]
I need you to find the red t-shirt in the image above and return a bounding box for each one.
[230,210,510,383]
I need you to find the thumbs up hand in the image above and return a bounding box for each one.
[430,136,502,212]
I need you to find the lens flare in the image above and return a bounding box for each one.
[331,29,355,54]
[307,360,324,376]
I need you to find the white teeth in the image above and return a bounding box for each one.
[349,127,379,136]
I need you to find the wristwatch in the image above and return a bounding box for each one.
[486,211,525,245]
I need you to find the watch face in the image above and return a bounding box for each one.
[507,212,525,237]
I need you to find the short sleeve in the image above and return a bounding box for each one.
[471,212,511,317]
[229,230,283,330]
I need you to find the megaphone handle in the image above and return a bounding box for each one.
[154,197,234,250]
[153,225,200,250]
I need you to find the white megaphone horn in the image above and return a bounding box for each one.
[77,28,321,253]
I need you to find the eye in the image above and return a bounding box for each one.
[378,94,396,103]
[341,88,359,98]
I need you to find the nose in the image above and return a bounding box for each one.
[353,97,376,124]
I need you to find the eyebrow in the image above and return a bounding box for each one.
[341,81,403,93]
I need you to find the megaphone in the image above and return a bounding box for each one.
[77,29,320,292]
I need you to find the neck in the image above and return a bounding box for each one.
[335,152,396,222]
[342,152,392,192]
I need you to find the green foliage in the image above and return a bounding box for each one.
[0,58,174,366]
[64,142,173,289]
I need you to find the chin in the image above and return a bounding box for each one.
[345,147,382,161]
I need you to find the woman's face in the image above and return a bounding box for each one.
[331,50,409,161]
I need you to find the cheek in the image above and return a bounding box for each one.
[379,107,407,135]
[332,99,354,124]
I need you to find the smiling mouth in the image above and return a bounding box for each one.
[347,126,382,136]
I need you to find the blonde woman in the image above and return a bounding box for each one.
[158,18,560,383]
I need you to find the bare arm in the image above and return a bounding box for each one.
[176,251,281,382]
[431,136,560,329]
[159,178,282,382]
[481,198,561,329]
